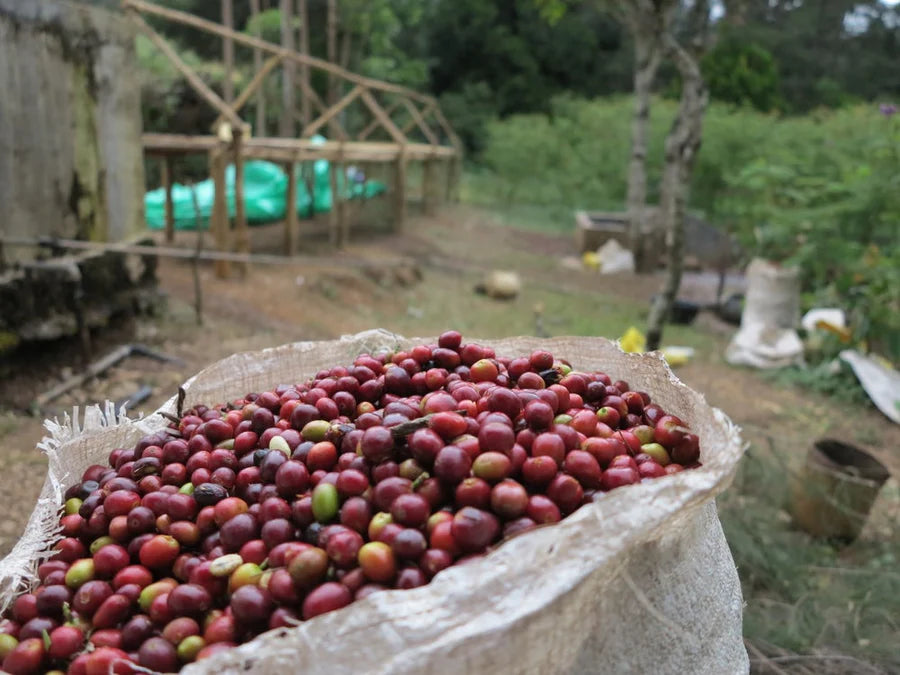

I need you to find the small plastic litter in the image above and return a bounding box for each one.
[618,326,646,354]
[839,350,900,425]
[661,346,696,367]
[581,251,600,270]
[801,308,852,343]
[618,327,692,366]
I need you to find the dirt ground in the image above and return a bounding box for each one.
[1,204,898,557]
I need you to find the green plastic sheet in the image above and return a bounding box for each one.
[145,138,386,230]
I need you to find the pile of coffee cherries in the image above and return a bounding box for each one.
[0,332,701,674]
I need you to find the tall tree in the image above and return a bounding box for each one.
[279,0,296,137]
[326,0,338,105]
[646,0,712,351]
[297,0,311,129]
[613,0,677,274]
[249,0,266,134]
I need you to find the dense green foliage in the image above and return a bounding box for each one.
[701,41,780,112]
[135,1,899,360]
[728,1,900,112]
[474,97,900,361]
[138,1,900,154]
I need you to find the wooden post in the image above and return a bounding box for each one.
[448,155,462,203]
[209,148,230,279]
[161,156,175,243]
[328,160,340,247]
[284,160,298,255]
[393,148,407,231]
[297,0,311,130]
[222,0,234,103]
[423,155,437,215]
[279,0,296,138]
[250,0,265,135]
[337,158,348,247]
[233,129,249,276]
[189,182,205,325]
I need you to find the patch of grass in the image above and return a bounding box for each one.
[0,412,20,437]
[461,168,597,235]
[762,360,871,410]
[720,446,900,672]
[363,268,715,367]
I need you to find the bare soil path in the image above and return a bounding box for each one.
[1,205,896,556]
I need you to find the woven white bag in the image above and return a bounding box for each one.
[0,331,748,674]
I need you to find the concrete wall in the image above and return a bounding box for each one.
[0,0,144,262]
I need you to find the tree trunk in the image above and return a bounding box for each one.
[297,0,311,129]
[279,0,296,138]
[222,0,234,104]
[645,38,709,352]
[250,0,265,135]
[327,0,338,105]
[627,34,661,274]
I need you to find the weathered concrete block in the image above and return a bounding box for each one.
[0,0,144,261]
[0,244,159,344]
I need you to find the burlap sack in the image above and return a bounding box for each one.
[0,331,748,674]
[726,258,804,369]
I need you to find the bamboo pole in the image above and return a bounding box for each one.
[295,75,327,115]
[423,155,438,215]
[292,76,349,139]
[403,101,435,135]
[359,90,406,144]
[303,85,364,137]
[328,160,339,247]
[250,0,265,135]
[161,156,175,243]
[189,183,205,325]
[336,146,348,247]
[401,98,439,145]
[358,101,401,140]
[393,148,407,232]
[448,156,462,203]
[430,105,463,153]
[222,0,234,103]
[209,148,230,278]
[1,236,414,268]
[127,11,244,129]
[233,129,249,276]
[212,53,284,131]
[142,133,455,161]
[122,0,435,105]
[339,161,349,247]
[279,0,296,138]
[284,161,298,254]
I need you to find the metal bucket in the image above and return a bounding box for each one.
[789,439,890,542]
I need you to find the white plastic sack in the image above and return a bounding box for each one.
[0,331,748,674]
[597,239,636,274]
[726,258,804,369]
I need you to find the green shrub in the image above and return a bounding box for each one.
[702,41,781,112]
[471,98,900,362]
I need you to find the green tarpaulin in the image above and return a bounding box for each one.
[145,140,386,230]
